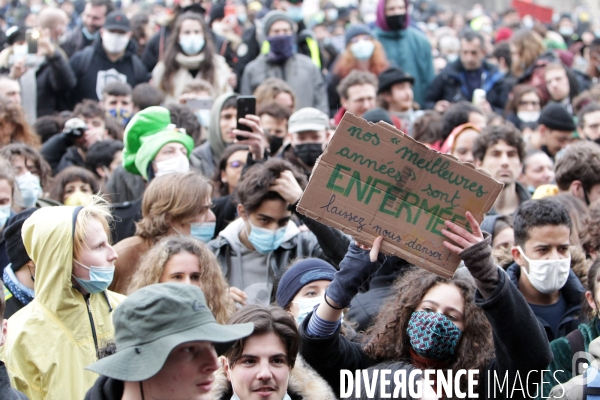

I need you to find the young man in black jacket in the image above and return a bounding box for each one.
[68,11,148,108]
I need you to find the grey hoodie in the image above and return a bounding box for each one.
[190,92,237,178]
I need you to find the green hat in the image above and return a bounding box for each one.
[122,106,195,179]
[86,283,254,382]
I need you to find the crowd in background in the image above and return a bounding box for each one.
[0,0,600,398]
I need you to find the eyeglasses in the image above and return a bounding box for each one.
[228,160,245,168]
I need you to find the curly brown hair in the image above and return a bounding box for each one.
[127,235,236,324]
[362,268,494,393]
[160,13,217,96]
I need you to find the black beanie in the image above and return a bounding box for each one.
[377,67,415,94]
[209,1,226,25]
[538,104,576,132]
[4,208,37,272]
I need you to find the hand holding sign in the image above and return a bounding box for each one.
[441,212,484,254]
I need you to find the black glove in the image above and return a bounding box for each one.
[326,243,385,309]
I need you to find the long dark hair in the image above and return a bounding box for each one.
[160,12,216,96]
[363,268,494,393]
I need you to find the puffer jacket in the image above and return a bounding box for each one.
[2,207,126,400]
[211,355,337,400]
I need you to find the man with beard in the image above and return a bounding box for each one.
[281,107,330,177]
[61,0,114,57]
[472,124,530,216]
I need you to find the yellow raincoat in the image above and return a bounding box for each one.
[2,206,126,399]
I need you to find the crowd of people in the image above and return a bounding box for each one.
[0,0,599,398]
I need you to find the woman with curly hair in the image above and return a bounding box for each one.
[127,235,235,324]
[327,24,389,117]
[0,98,40,147]
[152,12,232,103]
[299,212,552,399]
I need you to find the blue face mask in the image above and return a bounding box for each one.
[247,221,287,254]
[286,5,303,22]
[179,34,205,55]
[0,204,11,227]
[191,222,215,243]
[350,39,375,60]
[293,297,321,324]
[16,172,42,208]
[73,260,114,294]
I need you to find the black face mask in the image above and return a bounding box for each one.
[269,135,284,155]
[386,14,407,31]
[294,143,323,167]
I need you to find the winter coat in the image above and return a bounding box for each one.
[539,320,600,399]
[109,199,142,244]
[240,53,328,114]
[300,263,552,399]
[60,25,95,58]
[104,165,146,204]
[486,182,531,216]
[549,334,600,399]
[208,218,326,304]
[506,262,585,342]
[35,50,77,116]
[69,39,149,106]
[3,207,126,400]
[84,375,123,400]
[190,92,238,179]
[151,53,232,103]
[210,355,337,400]
[110,235,152,295]
[424,59,504,112]
[373,27,433,108]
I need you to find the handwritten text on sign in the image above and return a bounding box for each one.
[297,113,503,277]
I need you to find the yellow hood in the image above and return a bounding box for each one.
[4,206,126,400]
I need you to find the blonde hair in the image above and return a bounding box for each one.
[127,236,235,324]
[135,172,213,241]
[73,195,113,260]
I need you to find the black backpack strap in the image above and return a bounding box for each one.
[568,329,585,355]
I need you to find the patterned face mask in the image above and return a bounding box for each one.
[406,311,462,360]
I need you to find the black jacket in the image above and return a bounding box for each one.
[486,182,531,216]
[40,132,85,174]
[69,39,149,106]
[424,59,505,112]
[300,269,552,399]
[110,199,142,244]
[84,376,124,400]
[36,51,76,116]
[60,25,95,58]
[506,262,584,342]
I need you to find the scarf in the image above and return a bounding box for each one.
[175,52,205,70]
[3,265,34,305]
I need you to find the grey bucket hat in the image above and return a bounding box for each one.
[86,283,253,381]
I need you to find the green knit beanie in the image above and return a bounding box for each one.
[123,106,195,180]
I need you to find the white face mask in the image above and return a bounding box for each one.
[102,31,129,54]
[517,111,540,123]
[154,155,190,177]
[16,172,42,208]
[518,246,571,294]
[13,43,28,57]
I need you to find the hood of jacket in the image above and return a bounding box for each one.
[83,375,124,400]
[208,92,238,163]
[215,217,301,254]
[210,355,337,400]
[506,262,585,310]
[375,0,410,31]
[5,206,125,399]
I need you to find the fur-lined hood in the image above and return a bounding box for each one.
[210,355,337,400]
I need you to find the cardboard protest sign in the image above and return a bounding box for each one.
[297,113,503,277]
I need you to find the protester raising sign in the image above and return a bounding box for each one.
[297,113,503,277]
